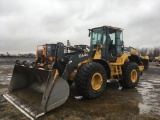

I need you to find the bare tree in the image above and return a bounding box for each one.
[137,47,160,61]
[137,48,148,56]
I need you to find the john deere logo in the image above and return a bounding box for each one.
[79,53,88,58]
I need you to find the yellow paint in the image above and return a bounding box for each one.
[36,44,55,66]
[77,58,93,67]
[139,66,144,71]
[36,44,46,60]
[109,53,132,79]
[53,69,59,81]
[69,70,77,81]
[68,58,93,81]
[131,70,137,82]
[110,65,122,78]
[116,54,131,64]
[140,56,149,60]
[93,45,102,59]
[91,72,103,90]
[51,69,59,85]
[130,48,138,55]
[93,50,101,59]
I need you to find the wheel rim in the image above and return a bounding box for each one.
[91,72,103,90]
[131,70,137,82]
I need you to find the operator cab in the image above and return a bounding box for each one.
[89,26,124,62]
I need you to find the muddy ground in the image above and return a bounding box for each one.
[0,58,160,120]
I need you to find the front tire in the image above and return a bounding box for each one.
[119,62,140,88]
[75,62,106,99]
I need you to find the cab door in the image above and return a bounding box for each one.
[107,29,123,62]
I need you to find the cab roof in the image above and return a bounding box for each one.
[90,25,123,31]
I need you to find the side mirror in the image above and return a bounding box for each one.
[88,31,91,37]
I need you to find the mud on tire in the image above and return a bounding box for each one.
[75,62,106,99]
[119,62,140,88]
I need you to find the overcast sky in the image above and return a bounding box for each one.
[0,0,160,54]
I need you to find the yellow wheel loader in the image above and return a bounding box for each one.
[3,26,144,119]
[130,48,149,69]
[156,55,160,66]
[140,56,149,69]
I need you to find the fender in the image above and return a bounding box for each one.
[93,59,111,79]
[62,51,95,80]
[128,54,143,65]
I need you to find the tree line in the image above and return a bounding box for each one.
[136,47,160,60]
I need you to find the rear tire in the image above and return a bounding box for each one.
[119,62,140,88]
[75,62,106,99]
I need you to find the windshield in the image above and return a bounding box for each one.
[90,28,106,47]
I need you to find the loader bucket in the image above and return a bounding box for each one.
[3,65,69,120]
[141,59,149,70]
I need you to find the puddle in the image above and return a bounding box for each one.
[137,69,160,115]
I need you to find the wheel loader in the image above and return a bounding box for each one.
[156,55,160,66]
[140,56,149,69]
[129,48,149,69]
[3,26,144,119]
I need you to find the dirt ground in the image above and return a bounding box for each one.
[0,58,160,120]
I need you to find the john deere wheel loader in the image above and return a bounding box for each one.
[3,26,144,119]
